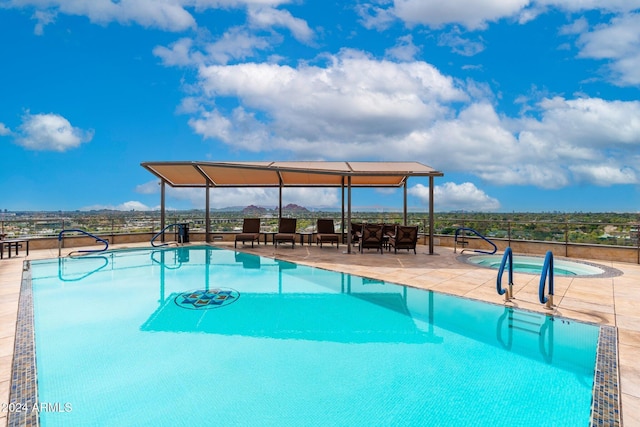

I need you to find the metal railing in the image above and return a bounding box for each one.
[58,229,109,257]
[539,251,555,310]
[2,214,639,260]
[453,227,497,254]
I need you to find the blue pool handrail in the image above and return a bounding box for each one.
[539,251,555,309]
[151,223,183,247]
[58,229,109,257]
[496,247,513,301]
[454,227,497,254]
[58,255,110,281]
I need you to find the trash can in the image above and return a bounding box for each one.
[177,223,190,243]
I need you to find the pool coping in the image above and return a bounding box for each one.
[7,253,622,426]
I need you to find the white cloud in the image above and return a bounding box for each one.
[248,6,314,43]
[392,0,530,30]
[421,97,640,188]
[569,164,637,185]
[356,4,397,31]
[81,201,154,211]
[154,29,272,67]
[0,122,11,136]
[178,45,640,189]
[409,182,501,211]
[559,17,588,36]
[15,112,93,152]
[136,180,161,195]
[33,9,56,35]
[385,35,420,61]
[8,0,196,32]
[536,0,640,13]
[438,27,485,56]
[368,1,640,32]
[153,38,201,67]
[191,49,467,153]
[575,12,640,86]
[5,0,296,33]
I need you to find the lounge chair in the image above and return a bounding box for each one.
[234,218,261,248]
[274,218,297,248]
[389,225,418,254]
[316,219,339,249]
[360,223,384,254]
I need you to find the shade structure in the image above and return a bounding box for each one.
[141,161,442,188]
[141,160,443,253]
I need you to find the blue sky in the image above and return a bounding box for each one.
[1,1,640,213]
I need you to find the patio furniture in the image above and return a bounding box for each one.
[382,224,397,250]
[350,222,363,245]
[389,225,419,254]
[360,223,384,254]
[0,239,29,259]
[316,219,339,249]
[234,218,261,248]
[274,218,297,248]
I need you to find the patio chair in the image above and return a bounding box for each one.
[382,224,397,250]
[360,223,384,254]
[316,219,339,249]
[389,225,418,254]
[274,218,297,248]
[234,218,261,248]
[350,222,362,245]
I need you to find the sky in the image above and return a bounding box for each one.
[1,1,640,213]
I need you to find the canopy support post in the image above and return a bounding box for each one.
[205,181,211,243]
[429,176,435,254]
[347,176,352,254]
[160,180,166,243]
[403,180,408,225]
[341,179,345,244]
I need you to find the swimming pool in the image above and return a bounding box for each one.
[22,247,601,426]
[464,254,613,276]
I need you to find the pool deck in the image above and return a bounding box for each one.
[1,241,639,425]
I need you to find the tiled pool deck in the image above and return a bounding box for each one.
[1,242,639,425]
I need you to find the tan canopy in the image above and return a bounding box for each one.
[141,160,442,254]
[141,161,443,188]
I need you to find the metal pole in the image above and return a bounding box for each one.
[160,180,166,243]
[347,176,352,254]
[279,184,283,220]
[403,180,408,225]
[205,181,211,243]
[341,179,345,244]
[428,176,435,254]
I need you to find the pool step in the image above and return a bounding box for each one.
[508,311,544,335]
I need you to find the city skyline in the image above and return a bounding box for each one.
[1,1,640,213]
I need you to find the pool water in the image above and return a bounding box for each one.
[30,247,599,426]
[466,254,606,276]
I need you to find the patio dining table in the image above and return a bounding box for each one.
[0,239,29,259]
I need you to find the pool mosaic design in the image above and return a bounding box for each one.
[174,288,240,309]
[8,247,622,426]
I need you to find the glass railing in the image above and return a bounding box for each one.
[1,213,639,249]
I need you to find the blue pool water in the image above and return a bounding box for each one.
[466,254,606,276]
[30,247,599,426]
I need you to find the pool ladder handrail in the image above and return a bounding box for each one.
[496,247,514,301]
[58,229,109,257]
[57,255,110,281]
[453,227,497,254]
[151,223,184,247]
[539,251,554,310]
